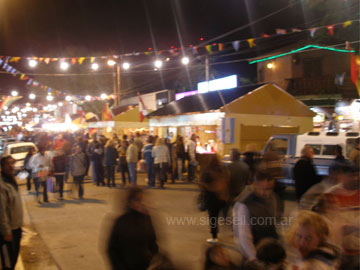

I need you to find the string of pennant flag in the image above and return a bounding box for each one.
[0,20,356,63]
[0,20,357,99]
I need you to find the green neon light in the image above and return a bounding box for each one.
[249,45,355,64]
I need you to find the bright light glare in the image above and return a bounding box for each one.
[65,96,72,101]
[58,102,63,107]
[29,93,36,100]
[29,59,38,68]
[100,93,108,100]
[46,95,54,101]
[3,106,8,110]
[267,63,274,69]
[11,90,18,97]
[32,108,38,112]
[60,62,69,70]
[91,63,99,70]
[181,57,190,65]
[122,62,130,70]
[107,60,116,66]
[85,95,91,101]
[26,103,31,107]
[154,60,163,68]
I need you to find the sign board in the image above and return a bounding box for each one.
[198,75,237,93]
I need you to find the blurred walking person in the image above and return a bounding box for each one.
[24,147,36,193]
[126,138,138,186]
[107,187,158,270]
[91,142,105,186]
[187,134,197,181]
[142,136,155,187]
[176,136,186,181]
[28,145,52,203]
[52,149,68,200]
[293,146,321,201]
[152,138,170,189]
[70,145,87,199]
[0,156,23,270]
[104,140,119,188]
[200,155,229,243]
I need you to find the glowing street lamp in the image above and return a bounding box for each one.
[11,90,18,97]
[267,62,274,69]
[122,62,130,70]
[29,59,38,68]
[91,63,99,70]
[60,62,69,71]
[107,59,116,66]
[29,93,36,100]
[100,93,108,100]
[181,57,190,65]
[154,60,163,68]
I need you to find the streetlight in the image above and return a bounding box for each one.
[60,62,69,71]
[100,93,108,100]
[29,93,36,100]
[154,60,163,68]
[122,62,130,70]
[181,57,190,65]
[29,59,38,68]
[107,59,116,66]
[11,90,18,97]
[267,62,274,69]
[91,63,99,70]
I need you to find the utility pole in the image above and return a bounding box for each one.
[116,64,121,106]
[205,56,210,82]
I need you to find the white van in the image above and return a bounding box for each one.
[263,131,360,185]
[3,142,38,172]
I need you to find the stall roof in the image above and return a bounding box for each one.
[147,84,264,117]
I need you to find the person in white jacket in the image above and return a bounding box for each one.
[152,138,170,189]
[28,145,52,203]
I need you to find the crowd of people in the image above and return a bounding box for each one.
[0,130,359,270]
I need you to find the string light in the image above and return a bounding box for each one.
[58,102,63,107]
[85,95,91,101]
[65,96,72,101]
[100,93,108,100]
[11,90,18,97]
[29,93,36,100]
[46,95,54,101]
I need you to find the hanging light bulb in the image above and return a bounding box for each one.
[46,95,54,101]
[100,93,108,100]
[11,90,18,97]
[181,57,190,65]
[29,59,38,68]
[60,62,69,71]
[154,60,163,68]
[65,96,72,101]
[91,63,99,70]
[107,59,116,66]
[122,62,130,70]
[85,95,91,101]
[29,93,36,100]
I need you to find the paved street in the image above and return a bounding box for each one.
[17,173,297,270]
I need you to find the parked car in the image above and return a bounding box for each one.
[263,131,360,185]
[2,142,38,173]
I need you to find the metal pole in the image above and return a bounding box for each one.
[205,56,210,82]
[116,64,121,106]
[112,68,117,106]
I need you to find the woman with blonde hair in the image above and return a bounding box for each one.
[287,210,341,270]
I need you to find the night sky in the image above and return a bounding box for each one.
[0,0,358,102]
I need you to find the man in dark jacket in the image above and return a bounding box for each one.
[142,136,155,187]
[107,187,158,270]
[104,140,119,188]
[293,146,321,201]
